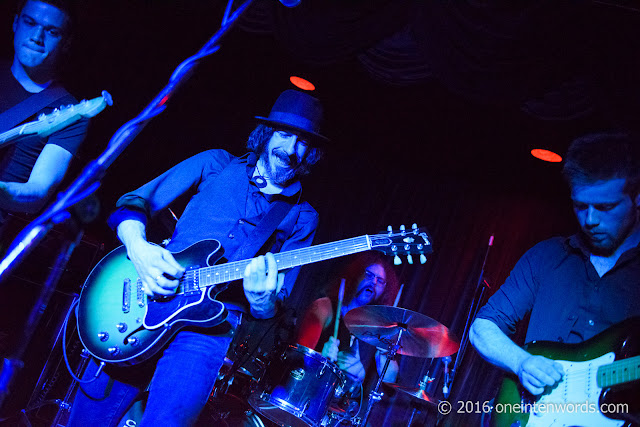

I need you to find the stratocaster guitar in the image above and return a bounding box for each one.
[491,317,640,427]
[0,90,113,147]
[76,226,432,366]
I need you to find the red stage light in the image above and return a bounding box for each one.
[290,76,315,91]
[531,149,562,163]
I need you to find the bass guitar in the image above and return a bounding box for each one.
[491,317,640,427]
[0,90,113,147]
[77,226,432,366]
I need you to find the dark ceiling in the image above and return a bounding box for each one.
[1,0,638,244]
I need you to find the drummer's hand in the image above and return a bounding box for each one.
[243,253,285,319]
[337,351,366,383]
[321,336,340,362]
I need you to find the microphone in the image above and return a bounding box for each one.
[279,0,301,6]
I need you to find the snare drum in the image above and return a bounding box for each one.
[249,344,346,427]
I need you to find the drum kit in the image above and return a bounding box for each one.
[204,306,459,427]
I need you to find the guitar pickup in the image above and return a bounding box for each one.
[122,278,131,313]
[136,278,145,307]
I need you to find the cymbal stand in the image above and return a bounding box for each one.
[360,327,404,427]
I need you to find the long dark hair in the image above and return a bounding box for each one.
[246,124,323,177]
[326,252,400,307]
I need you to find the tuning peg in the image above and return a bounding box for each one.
[412,223,418,230]
[420,254,427,264]
[400,224,406,235]
[387,225,393,234]
[394,255,402,265]
[407,254,413,264]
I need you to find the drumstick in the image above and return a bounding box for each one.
[333,278,346,340]
[393,283,404,307]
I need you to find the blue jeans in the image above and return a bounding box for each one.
[69,315,239,427]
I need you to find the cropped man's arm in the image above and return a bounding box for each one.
[470,318,530,375]
[0,144,72,213]
[470,318,563,395]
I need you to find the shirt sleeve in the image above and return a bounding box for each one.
[476,245,540,337]
[45,117,89,156]
[107,149,233,229]
[277,203,319,303]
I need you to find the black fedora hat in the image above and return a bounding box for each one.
[255,90,328,143]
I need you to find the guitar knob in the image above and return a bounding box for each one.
[98,332,109,342]
[108,346,120,356]
[420,254,427,264]
[394,255,402,265]
[116,323,128,333]
[407,254,413,264]
[127,337,139,347]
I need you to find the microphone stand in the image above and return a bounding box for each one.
[0,0,254,410]
[444,235,494,399]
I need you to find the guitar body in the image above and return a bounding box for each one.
[76,227,432,366]
[491,317,640,427]
[77,239,230,366]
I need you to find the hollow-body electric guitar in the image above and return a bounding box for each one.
[0,91,113,147]
[77,226,431,366]
[491,316,640,427]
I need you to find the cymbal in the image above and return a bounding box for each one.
[383,382,439,405]
[343,305,459,358]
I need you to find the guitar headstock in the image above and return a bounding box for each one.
[34,91,113,138]
[369,224,432,265]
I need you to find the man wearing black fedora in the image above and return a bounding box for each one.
[68,89,326,426]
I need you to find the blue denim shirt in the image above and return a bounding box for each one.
[107,149,319,309]
[477,235,640,344]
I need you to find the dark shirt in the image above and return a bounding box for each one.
[107,149,319,309]
[477,235,640,344]
[314,298,377,385]
[0,64,88,185]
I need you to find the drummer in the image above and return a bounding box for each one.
[296,252,400,396]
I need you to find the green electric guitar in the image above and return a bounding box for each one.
[491,317,640,427]
[76,226,432,366]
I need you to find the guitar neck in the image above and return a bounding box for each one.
[198,235,371,287]
[0,123,32,145]
[597,355,640,388]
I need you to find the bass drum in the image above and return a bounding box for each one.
[249,344,345,427]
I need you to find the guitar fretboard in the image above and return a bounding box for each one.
[597,355,640,388]
[198,235,372,287]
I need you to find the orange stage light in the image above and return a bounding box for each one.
[531,149,562,163]
[290,76,315,91]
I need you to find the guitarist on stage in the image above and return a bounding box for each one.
[470,133,640,399]
[69,89,326,426]
[0,0,88,235]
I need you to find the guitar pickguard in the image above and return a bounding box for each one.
[526,353,622,427]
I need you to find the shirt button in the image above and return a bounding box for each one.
[228,233,234,239]
[238,219,244,224]
[588,319,594,326]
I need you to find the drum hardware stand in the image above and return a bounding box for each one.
[360,327,404,427]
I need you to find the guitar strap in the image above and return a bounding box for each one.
[0,84,69,134]
[228,199,294,263]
